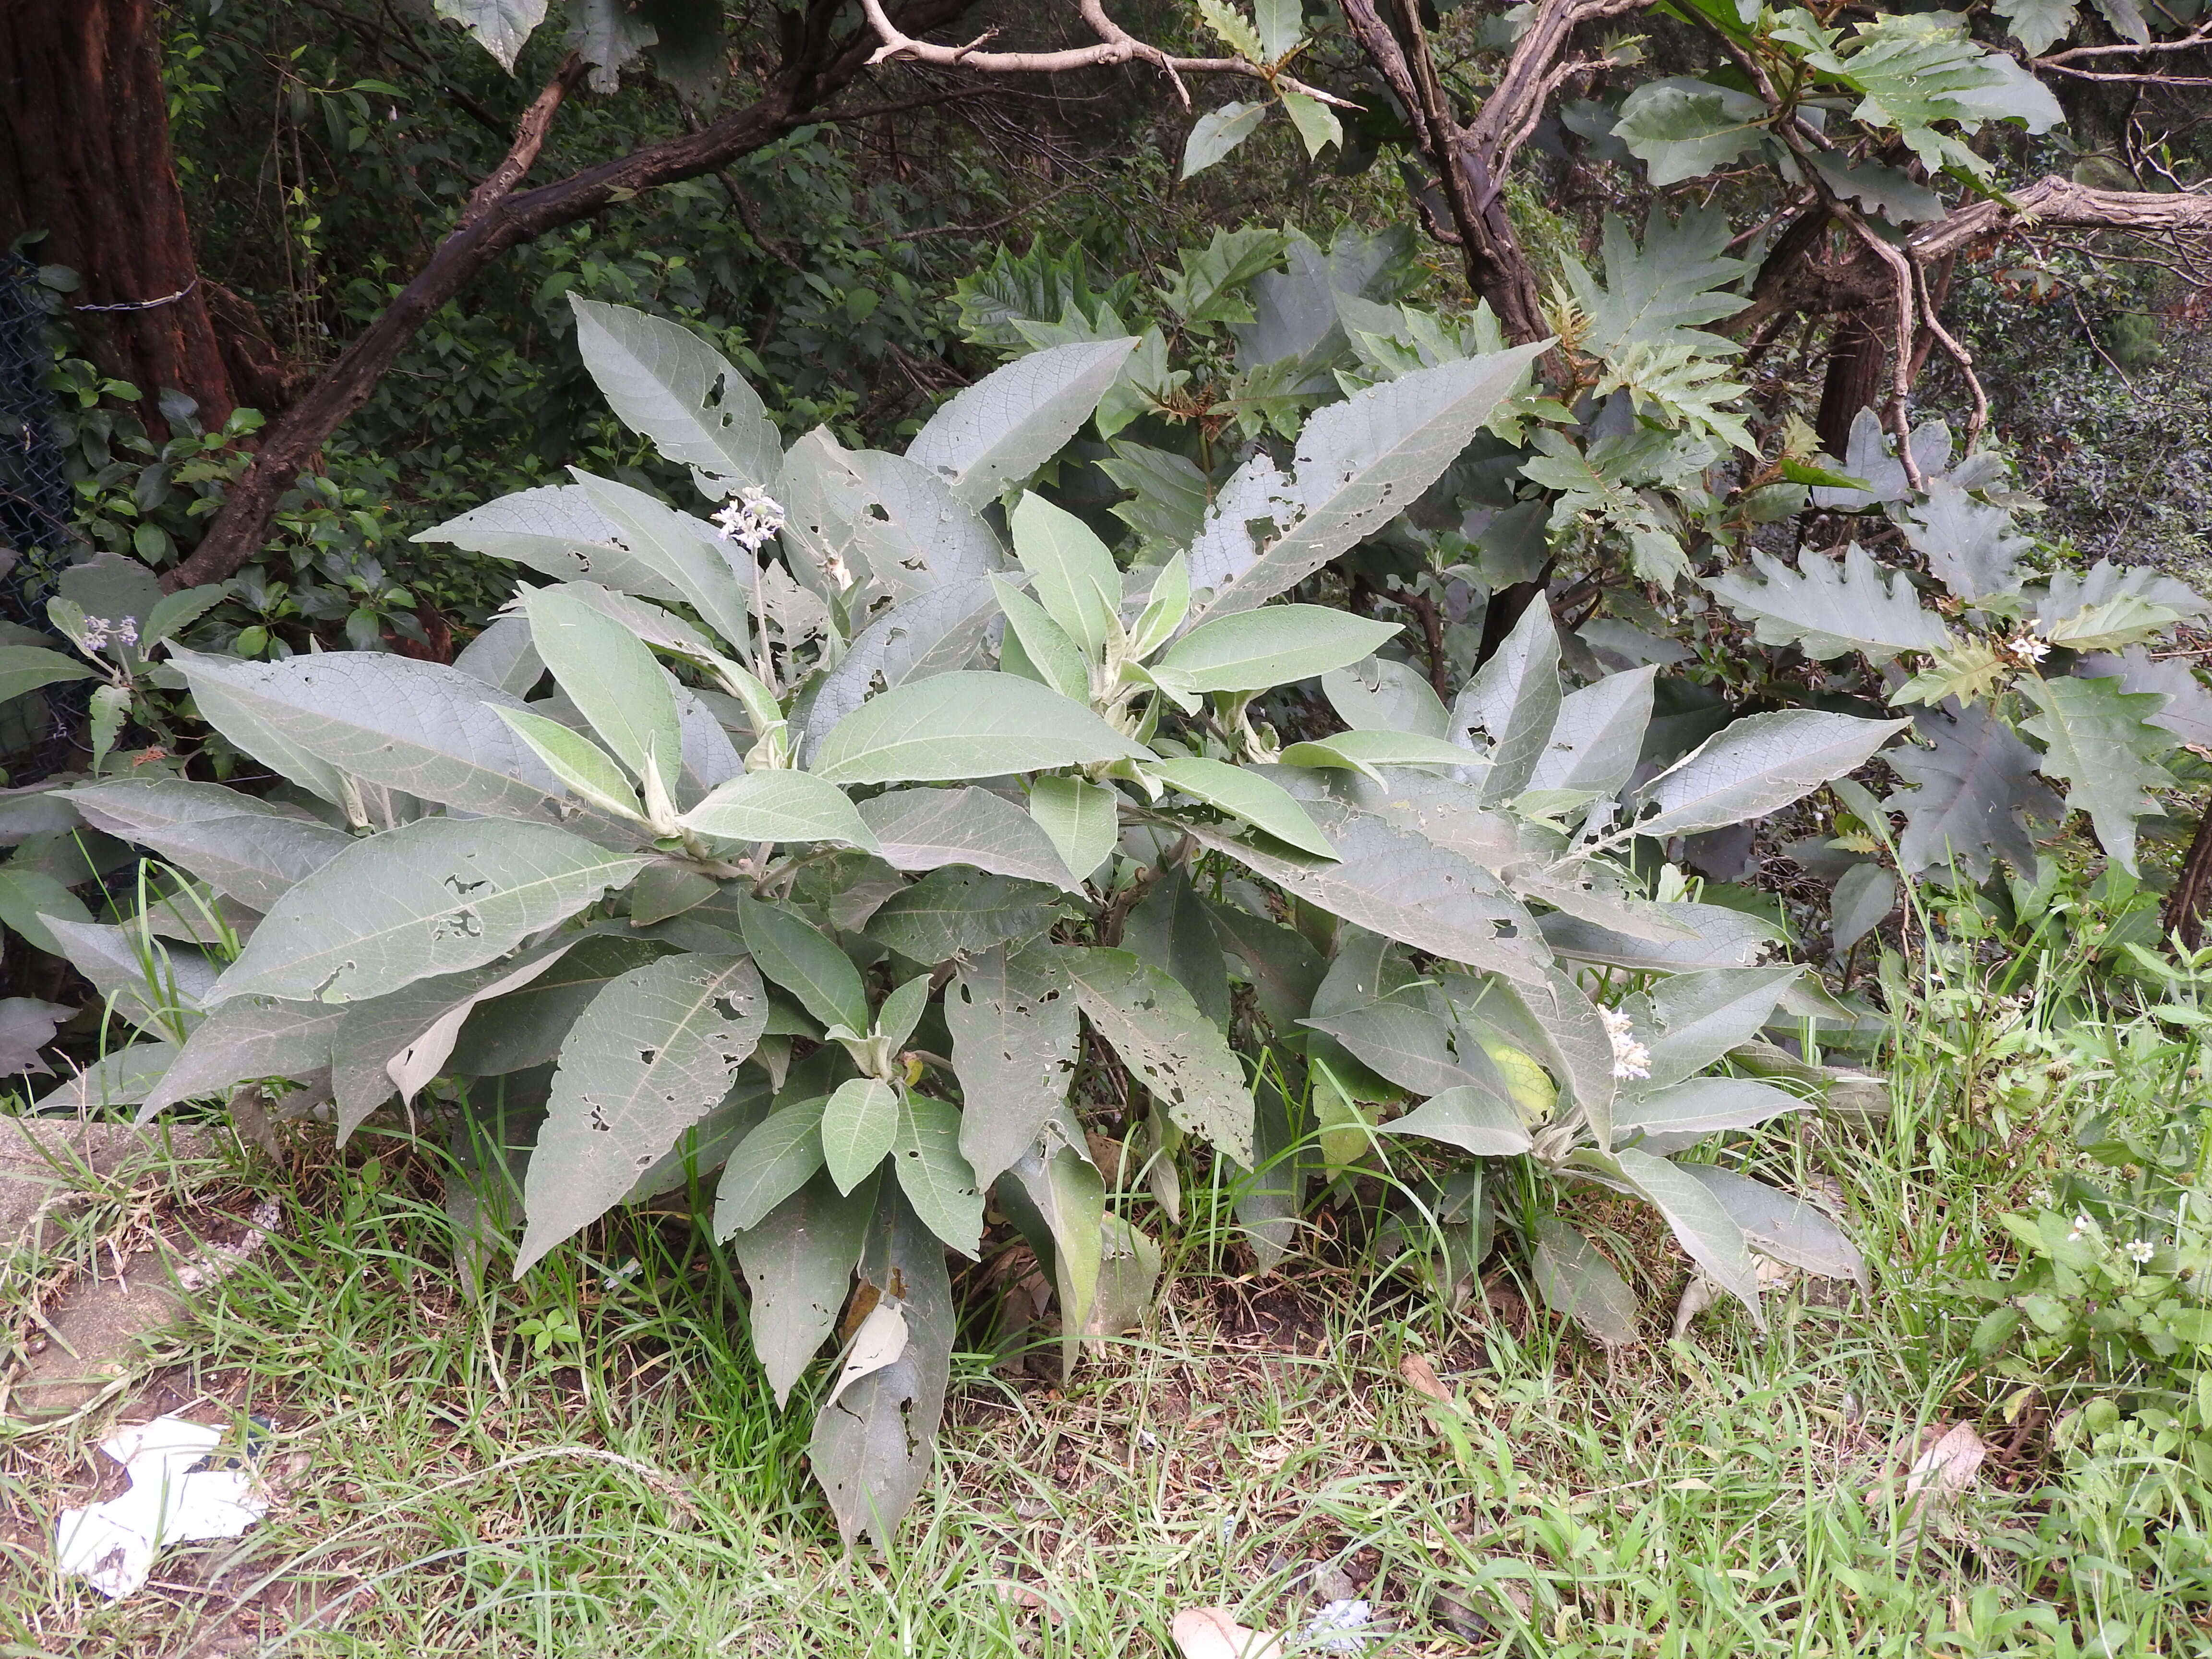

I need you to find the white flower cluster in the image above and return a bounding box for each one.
[1601,1005,1650,1080]
[80,614,139,652]
[712,486,786,553]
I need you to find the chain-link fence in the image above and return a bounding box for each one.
[0,254,90,782]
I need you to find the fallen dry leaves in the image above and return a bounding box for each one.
[1170,1607,1284,1659]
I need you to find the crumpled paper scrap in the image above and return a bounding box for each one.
[55,1415,268,1598]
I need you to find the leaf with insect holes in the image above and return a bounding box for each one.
[947,941,1080,1189]
[1054,946,1254,1163]
[515,953,766,1271]
[906,338,1138,506]
[890,1091,984,1255]
[212,818,649,1006]
[569,297,780,500]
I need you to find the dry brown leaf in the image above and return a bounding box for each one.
[986,1579,1064,1626]
[1902,1421,1987,1506]
[1399,1353,1455,1407]
[1171,1607,1284,1659]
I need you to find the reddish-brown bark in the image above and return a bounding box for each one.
[0,0,241,433]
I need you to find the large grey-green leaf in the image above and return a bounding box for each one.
[1203,900,1324,1033]
[1055,945,1253,1162]
[1181,99,1269,179]
[1529,1217,1640,1348]
[413,485,690,607]
[735,894,867,1033]
[448,932,672,1074]
[0,867,89,957]
[858,786,1075,888]
[795,579,1000,765]
[452,614,545,697]
[1906,479,2029,604]
[169,649,579,827]
[1144,758,1335,859]
[1188,344,1547,619]
[947,942,1079,1188]
[569,297,779,500]
[1888,702,2060,879]
[569,469,754,652]
[1027,774,1119,882]
[1154,606,1399,695]
[998,1128,1105,1379]
[681,772,878,851]
[1009,492,1120,658]
[35,1043,180,1113]
[1323,656,1451,739]
[1454,601,1559,804]
[1642,966,1803,1090]
[521,584,683,796]
[891,1091,983,1255]
[812,672,1147,785]
[1122,866,1230,1031]
[712,1095,828,1237]
[1539,902,1783,972]
[1614,76,1767,185]
[214,818,648,1004]
[1301,997,1485,1098]
[1613,1076,1806,1140]
[0,646,96,704]
[1180,797,1549,986]
[1706,545,1949,662]
[1678,1164,1865,1287]
[2019,672,2175,876]
[1830,862,1896,956]
[847,451,1005,604]
[1526,667,1656,800]
[44,917,217,1039]
[906,338,1138,505]
[1512,969,1615,1142]
[331,945,576,1139]
[1610,1145,1761,1323]
[2080,647,2212,749]
[136,995,347,1119]
[516,953,766,1270]
[1381,1083,1533,1155]
[821,1077,902,1193]
[867,868,1058,965]
[733,1169,877,1407]
[1634,710,1908,838]
[808,1185,954,1545]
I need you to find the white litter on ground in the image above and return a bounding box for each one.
[54,1415,269,1598]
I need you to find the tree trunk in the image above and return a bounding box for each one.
[2164,808,2212,952]
[1815,312,1886,460]
[0,0,240,433]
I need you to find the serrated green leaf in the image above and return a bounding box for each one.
[213,818,647,1005]
[1194,0,1265,60]
[1614,77,1767,186]
[516,952,766,1270]
[735,894,868,1032]
[1888,703,2060,880]
[1708,544,1950,662]
[679,771,877,851]
[432,0,549,70]
[2019,672,2176,876]
[812,672,1148,785]
[1278,90,1341,159]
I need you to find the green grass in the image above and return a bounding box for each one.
[5,935,2210,1657]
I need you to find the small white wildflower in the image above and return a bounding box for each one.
[1600,1004,1651,1080]
[2127,1239,2155,1265]
[1303,1599,1374,1653]
[712,485,786,554]
[2001,627,2050,667]
[2067,1213,2094,1243]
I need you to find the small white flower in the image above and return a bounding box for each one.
[1303,1599,1374,1652]
[1600,1004,1651,1080]
[712,486,786,554]
[2067,1213,2094,1243]
[2002,627,2050,666]
[2127,1239,2155,1265]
